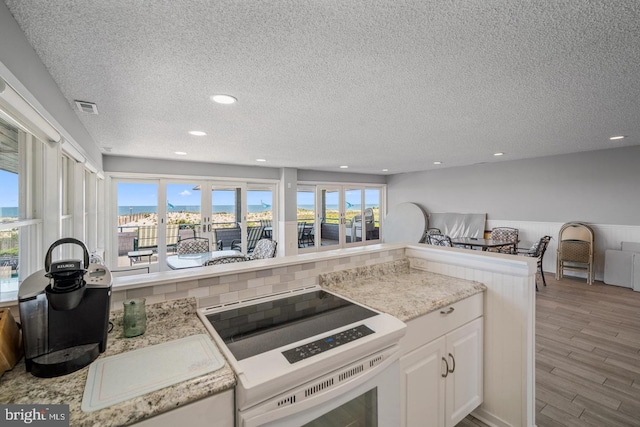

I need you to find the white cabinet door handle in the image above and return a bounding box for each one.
[442,357,449,378]
[440,307,455,315]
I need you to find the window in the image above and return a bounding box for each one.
[298,184,384,251]
[0,115,43,295]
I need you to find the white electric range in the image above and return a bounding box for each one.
[198,285,406,427]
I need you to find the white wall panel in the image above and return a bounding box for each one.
[486,219,640,282]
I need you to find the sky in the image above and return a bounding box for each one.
[117,183,273,207]
[0,170,18,207]
[118,184,381,207]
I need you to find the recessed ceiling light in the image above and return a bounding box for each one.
[340,165,349,169]
[382,168,389,172]
[211,94,237,104]
[175,151,187,155]
[494,152,504,156]
[188,131,207,136]
[256,158,266,162]
[609,135,625,140]
[433,161,442,165]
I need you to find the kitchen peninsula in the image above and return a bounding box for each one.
[0,243,537,427]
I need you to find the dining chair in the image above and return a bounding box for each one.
[489,227,519,254]
[176,237,209,254]
[427,234,453,247]
[247,239,278,260]
[517,235,552,291]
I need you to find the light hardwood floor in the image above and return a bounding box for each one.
[535,274,640,426]
[457,273,640,427]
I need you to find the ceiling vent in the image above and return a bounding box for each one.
[74,100,98,115]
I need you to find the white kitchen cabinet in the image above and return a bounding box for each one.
[399,294,483,427]
[445,317,483,427]
[400,335,446,427]
[132,389,234,427]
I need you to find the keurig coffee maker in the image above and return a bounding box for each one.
[18,238,112,378]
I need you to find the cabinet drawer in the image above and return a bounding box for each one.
[399,292,483,355]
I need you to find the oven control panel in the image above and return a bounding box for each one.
[282,325,374,364]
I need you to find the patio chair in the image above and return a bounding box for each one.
[133,225,158,250]
[166,224,180,253]
[349,208,375,242]
[213,227,242,250]
[427,234,453,247]
[247,239,278,260]
[176,237,209,254]
[301,224,314,247]
[517,236,552,291]
[488,227,519,254]
[260,219,273,239]
[231,225,265,253]
[297,222,307,247]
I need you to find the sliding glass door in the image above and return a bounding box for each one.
[317,187,341,248]
[112,179,276,274]
[116,182,159,269]
[299,185,383,252]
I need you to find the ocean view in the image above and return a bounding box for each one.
[117,204,377,216]
[4,204,379,218]
[0,207,18,218]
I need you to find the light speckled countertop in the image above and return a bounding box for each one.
[321,259,486,322]
[0,298,235,427]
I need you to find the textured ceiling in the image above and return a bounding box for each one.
[4,0,640,174]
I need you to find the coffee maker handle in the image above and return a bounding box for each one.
[44,238,90,272]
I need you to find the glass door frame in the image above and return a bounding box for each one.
[299,183,385,252]
[109,175,278,273]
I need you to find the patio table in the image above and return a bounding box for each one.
[450,237,517,252]
[166,250,242,270]
[127,249,154,265]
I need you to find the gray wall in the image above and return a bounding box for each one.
[103,155,281,180]
[387,146,640,226]
[105,156,389,185]
[298,169,386,184]
[0,2,102,169]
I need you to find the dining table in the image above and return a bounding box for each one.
[450,237,517,252]
[166,250,242,270]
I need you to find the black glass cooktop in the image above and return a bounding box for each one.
[205,290,377,361]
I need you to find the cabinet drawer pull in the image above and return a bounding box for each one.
[448,353,455,373]
[440,307,455,315]
[442,357,449,378]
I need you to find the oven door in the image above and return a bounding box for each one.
[239,350,400,427]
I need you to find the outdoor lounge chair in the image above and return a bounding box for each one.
[213,226,241,251]
[231,226,265,253]
[133,224,180,252]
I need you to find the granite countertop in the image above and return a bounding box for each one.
[0,298,236,427]
[321,259,486,322]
